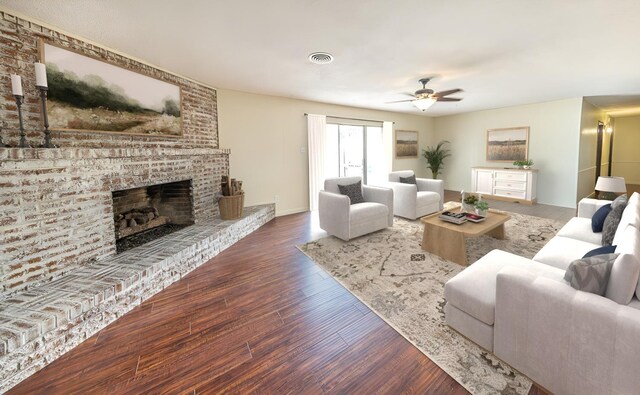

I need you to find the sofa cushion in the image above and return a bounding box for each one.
[399,174,417,185]
[606,253,640,305]
[602,203,625,246]
[557,217,603,245]
[349,202,388,224]
[416,191,440,208]
[612,192,640,246]
[533,236,601,270]
[564,253,617,296]
[611,224,640,300]
[627,297,640,311]
[338,180,364,205]
[445,249,564,326]
[592,203,612,232]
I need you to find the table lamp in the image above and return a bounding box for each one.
[595,176,626,200]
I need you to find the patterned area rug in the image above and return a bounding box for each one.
[298,204,565,395]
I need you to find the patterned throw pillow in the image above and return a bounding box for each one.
[337,181,364,205]
[399,175,417,185]
[602,204,625,245]
[564,253,618,295]
[591,204,612,232]
[611,194,628,210]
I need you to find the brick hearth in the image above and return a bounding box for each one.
[0,204,275,393]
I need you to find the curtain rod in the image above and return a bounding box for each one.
[304,113,395,124]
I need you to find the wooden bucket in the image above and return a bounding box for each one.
[218,194,244,220]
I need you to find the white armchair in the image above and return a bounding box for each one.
[388,170,443,220]
[319,176,393,241]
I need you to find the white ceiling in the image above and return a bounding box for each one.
[2,0,640,117]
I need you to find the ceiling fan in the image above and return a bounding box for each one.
[388,78,463,111]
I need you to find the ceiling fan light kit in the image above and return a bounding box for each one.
[412,97,437,111]
[388,77,463,111]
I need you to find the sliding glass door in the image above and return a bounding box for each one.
[325,123,384,185]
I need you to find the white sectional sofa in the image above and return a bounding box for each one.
[444,192,640,394]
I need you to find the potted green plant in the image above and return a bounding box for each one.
[422,140,451,179]
[474,200,489,216]
[513,159,534,169]
[462,193,478,212]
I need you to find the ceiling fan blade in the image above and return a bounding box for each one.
[436,97,462,102]
[385,99,414,103]
[434,89,463,97]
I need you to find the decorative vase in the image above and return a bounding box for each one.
[475,208,488,216]
[523,165,531,169]
[462,203,475,212]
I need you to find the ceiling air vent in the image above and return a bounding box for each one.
[308,52,334,65]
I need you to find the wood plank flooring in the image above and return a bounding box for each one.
[8,191,569,394]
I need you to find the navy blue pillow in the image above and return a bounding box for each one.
[582,245,616,258]
[591,203,612,232]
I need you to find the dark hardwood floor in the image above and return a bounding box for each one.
[8,192,563,394]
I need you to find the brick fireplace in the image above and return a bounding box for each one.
[0,9,226,296]
[0,11,275,392]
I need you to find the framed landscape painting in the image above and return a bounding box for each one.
[486,127,529,161]
[39,40,182,137]
[395,130,418,158]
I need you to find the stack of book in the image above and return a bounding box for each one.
[439,211,467,224]
[464,213,486,223]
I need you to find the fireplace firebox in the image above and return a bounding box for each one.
[111,180,194,252]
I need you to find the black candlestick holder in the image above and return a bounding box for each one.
[15,94,30,148]
[37,86,57,148]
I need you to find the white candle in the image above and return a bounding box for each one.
[11,74,23,96]
[34,63,47,87]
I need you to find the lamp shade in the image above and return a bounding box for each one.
[595,176,627,193]
[412,98,436,111]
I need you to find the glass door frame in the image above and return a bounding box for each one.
[327,122,382,184]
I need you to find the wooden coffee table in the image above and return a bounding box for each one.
[420,209,511,265]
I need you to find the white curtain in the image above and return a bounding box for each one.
[307,114,327,211]
[382,121,393,176]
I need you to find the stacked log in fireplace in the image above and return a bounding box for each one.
[114,206,169,239]
[111,180,194,244]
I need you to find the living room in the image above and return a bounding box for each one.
[1,1,639,394]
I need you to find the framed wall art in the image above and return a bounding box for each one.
[39,40,183,137]
[395,130,418,158]
[486,126,529,161]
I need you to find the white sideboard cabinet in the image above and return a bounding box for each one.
[471,167,538,204]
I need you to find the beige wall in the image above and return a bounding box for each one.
[217,89,434,216]
[433,98,583,208]
[612,115,640,184]
[577,99,608,201]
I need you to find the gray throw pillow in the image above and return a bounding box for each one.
[399,175,417,185]
[564,253,618,296]
[611,194,628,209]
[602,204,625,246]
[337,181,364,205]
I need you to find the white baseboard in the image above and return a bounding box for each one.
[276,207,309,217]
